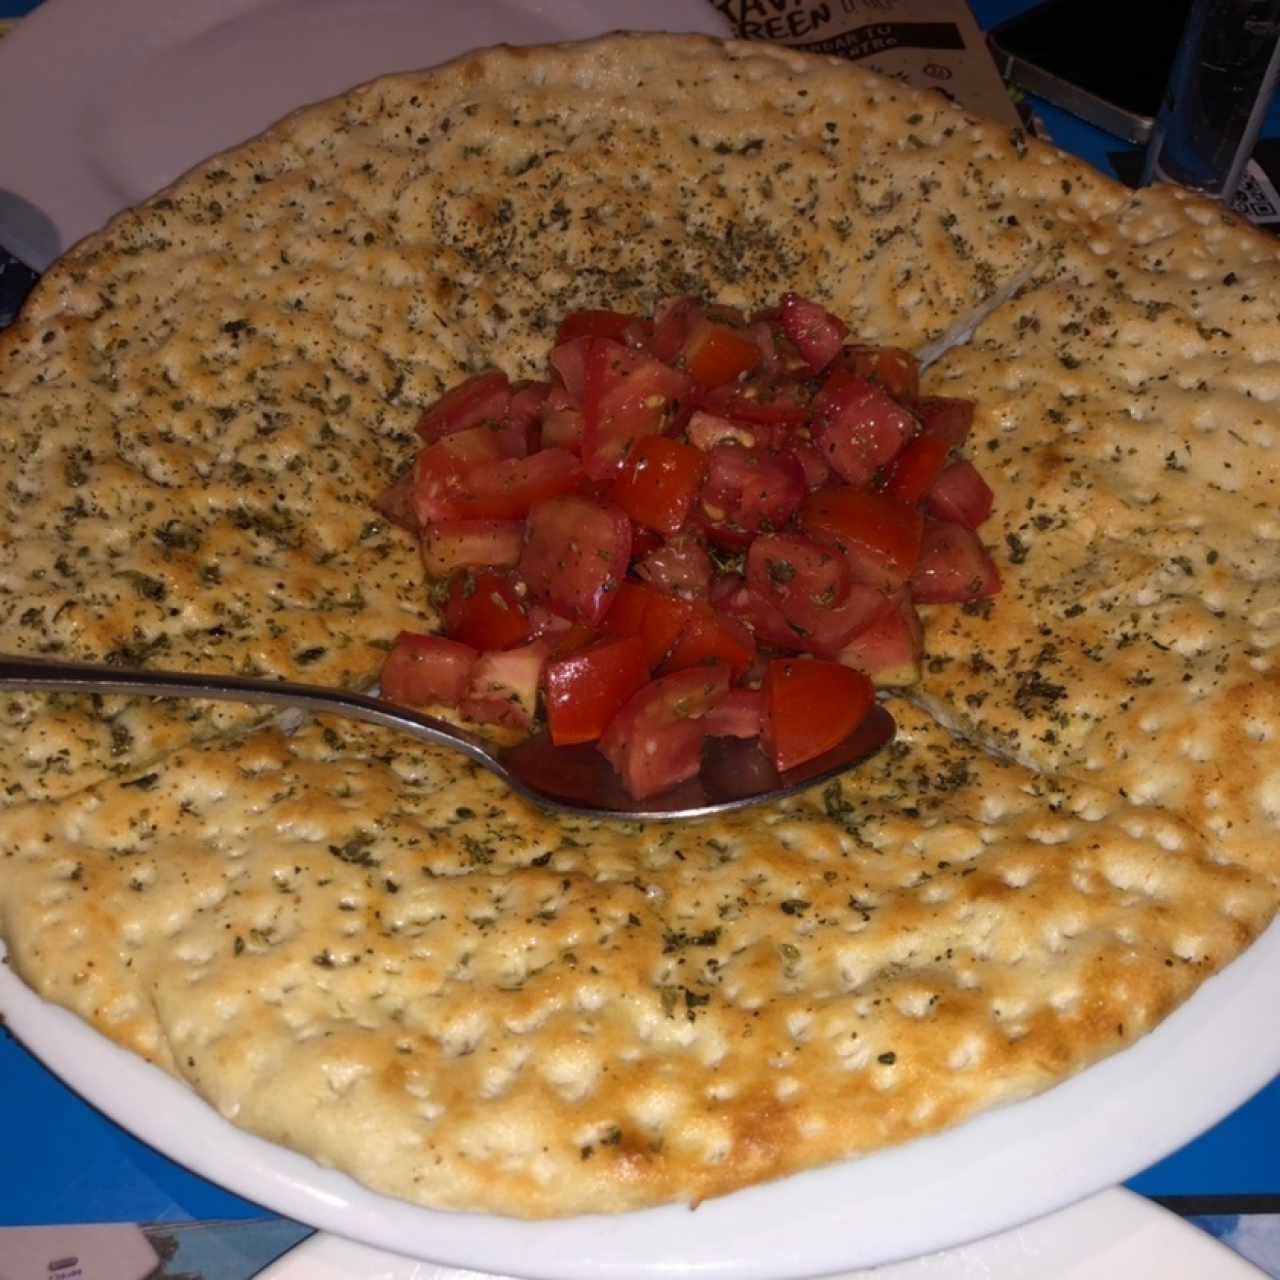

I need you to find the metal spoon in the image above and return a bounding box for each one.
[0,654,895,822]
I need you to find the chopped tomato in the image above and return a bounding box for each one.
[599,665,732,799]
[544,636,652,745]
[374,468,418,531]
[802,487,925,590]
[833,589,922,687]
[380,632,478,707]
[699,444,806,541]
[699,382,811,430]
[442,570,533,651]
[379,291,1002,802]
[520,495,631,625]
[748,533,848,612]
[581,338,691,480]
[686,409,777,453]
[610,436,707,535]
[454,448,585,521]
[649,296,701,364]
[926,460,994,529]
[715,578,809,653]
[419,519,523,578]
[634,532,713,599]
[833,345,920,402]
[777,293,848,373]
[881,433,951,506]
[762,658,875,772]
[411,426,509,523]
[682,319,763,388]
[597,581,696,668]
[460,639,549,730]
[540,384,584,451]
[661,604,756,678]
[910,520,1002,603]
[704,688,764,739]
[628,525,665,563]
[417,370,511,442]
[556,309,639,345]
[811,372,916,487]
[785,442,831,492]
[550,336,592,400]
[500,381,551,455]
[914,397,975,449]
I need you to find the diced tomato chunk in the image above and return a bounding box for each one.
[611,436,707,535]
[802,487,925,590]
[833,589,923,688]
[682,319,763,389]
[417,370,511,442]
[556,309,640,345]
[419,519,523,578]
[660,604,756,678]
[648,296,702,364]
[686,409,774,453]
[914,397,975,449]
[748,533,849,611]
[520,495,631,625]
[597,581,697,668]
[881,433,952,506]
[700,444,806,539]
[811,372,917,487]
[599,665,732,799]
[833,345,920,402]
[500,381,551,455]
[704,688,764,739]
[778,293,849,373]
[544,636,652,746]
[745,532,880,654]
[442,570,533,651]
[550,336,592,400]
[380,632,478,708]
[460,639,549,730]
[634,532,713,600]
[581,339,692,480]
[784,443,829,492]
[926,460,995,529]
[910,521,1002,603]
[698,382,811,431]
[374,468,418,531]
[411,426,508,523]
[540,384,584,451]
[715,578,808,653]
[762,658,875,772]
[458,448,585,520]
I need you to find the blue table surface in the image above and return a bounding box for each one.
[1,0,1277,1233]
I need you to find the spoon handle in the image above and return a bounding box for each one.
[0,653,499,769]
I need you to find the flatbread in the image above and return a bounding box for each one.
[0,33,1277,1219]
[917,183,1280,885]
[3,704,1269,1216]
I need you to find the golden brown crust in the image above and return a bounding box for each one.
[0,34,1278,1219]
[917,183,1280,885]
[3,705,1269,1216]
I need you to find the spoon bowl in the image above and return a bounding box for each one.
[0,654,895,821]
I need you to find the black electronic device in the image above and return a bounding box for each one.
[987,0,1192,143]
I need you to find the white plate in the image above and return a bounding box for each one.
[257,1189,1269,1280]
[5,916,1280,1280]
[0,0,730,268]
[2,2,1280,1277]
